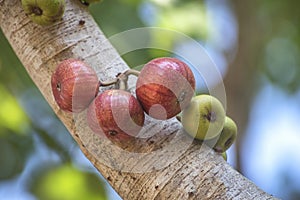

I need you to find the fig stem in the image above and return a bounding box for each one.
[118,79,128,90]
[116,70,131,90]
[100,78,118,87]
[123,69,140,77]
[98,69,140,89]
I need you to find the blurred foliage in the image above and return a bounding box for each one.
[0,84,33,180]
[90,0,209,68]
[0,32,32,93]
[0,133,33,180]
[0,85,29,134]
[30,163,107,200]
[1,0,300,199]
[256,0,300,93]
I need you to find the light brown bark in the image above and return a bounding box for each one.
[0,0,278,199]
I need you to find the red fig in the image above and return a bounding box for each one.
[51,59,100,113]
[87,89,145,141]
[136,57,195,120]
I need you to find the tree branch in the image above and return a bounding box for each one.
[0,1,278,199]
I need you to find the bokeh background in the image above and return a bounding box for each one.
[1,0,300,199]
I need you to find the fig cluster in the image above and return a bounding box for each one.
[181,94,238,159]
[51,57,237,156]
[51,57,195,141]
[51,59,143,141]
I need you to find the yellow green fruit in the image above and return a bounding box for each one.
[181,94,226,140]
[80,0,102,5]
[221,152,227,161]
[22,0,65,26]
[213,116,237,153]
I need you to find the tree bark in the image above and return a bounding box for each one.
[0,1,278,199]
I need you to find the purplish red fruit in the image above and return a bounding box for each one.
[87,90,145,141]
[136,57,195,120]
[51,59,99,113]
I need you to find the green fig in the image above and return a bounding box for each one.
[213,116,237,153]
[22,0,65,26]
[80,0,102,5]
[221,152,227,161]
[181,94,226,140]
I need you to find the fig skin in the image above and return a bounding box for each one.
[136,57,195,120]
[87,90,145,141]
[51,59,100,113]
[213,116,237,153]
[221,152,227,161]
[181,94,226,140]
[81,0,102,4]
[22,0,65,26]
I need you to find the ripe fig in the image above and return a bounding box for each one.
[87,90,145,141]
[213,116,237,153]
[136,57,195,120]
[22,0,65,26]
[51,59,100,113]
[181,94,226,140]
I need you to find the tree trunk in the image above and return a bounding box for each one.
[224,0,263,173]
[0,1,278,199]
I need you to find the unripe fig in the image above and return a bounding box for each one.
[181,94,226,140]
[213,116,237,153]
[221,152,227,161]
[80,0,102,5]
[87,90,145,141]
[136,57,195,120]
[51,59,100,113]
[22,0,65,26]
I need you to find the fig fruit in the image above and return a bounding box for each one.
[51,59,100,113]
[80,0,102,5]
[21,0,65,26]
[87,90,145,141]
[213,116,237,153]
[136,57,195,120]
[221,152,227,161]
[181,94,226,140]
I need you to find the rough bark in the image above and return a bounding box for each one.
[0,1,278,199]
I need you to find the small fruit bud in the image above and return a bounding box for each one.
[136,57,195,120]
[213,116,237,153]
[181,95,226,140]
[51,59,100,113]
[22,0,65,26]
[87,89,145,141]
